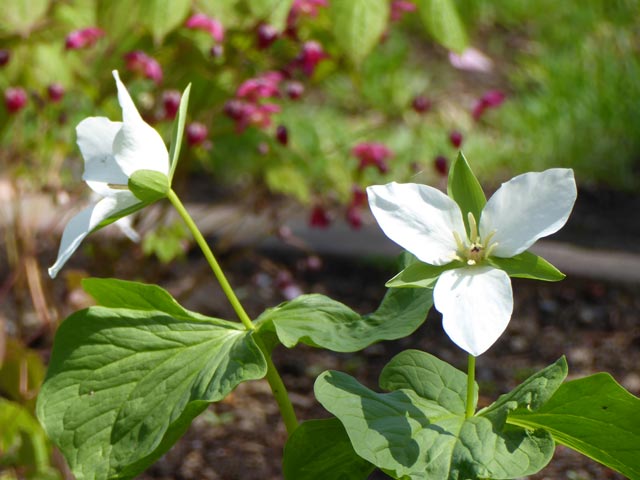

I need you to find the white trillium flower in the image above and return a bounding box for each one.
[48,70,169,278]
[367,168,577,356]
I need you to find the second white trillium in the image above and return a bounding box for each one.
[48,70,169,278]
[367,168,577,356]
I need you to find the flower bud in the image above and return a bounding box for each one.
[5,87,27,113]
[128,170,170,203]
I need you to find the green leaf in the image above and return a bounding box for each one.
[386,260,461,288]
[329,0,390,66]
[265,165,312,204]
[417,0,468,53]
[36,306,267,480]
[315,350,554,479]
[490,251,565,281]
[283,418,375,480]
[82,277,203,319]
[0,398,54,475]
[447,151,486,237]
[140,0,191,43]
[0,0,50,35]
[97,0,142,41]
[246,0,295,31]
[168,83,191,182]
[508,373,640,479]
[256,288,432,352]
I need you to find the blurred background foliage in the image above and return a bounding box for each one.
[1,1,639,477]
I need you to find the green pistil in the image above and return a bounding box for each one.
[454,212,499,266]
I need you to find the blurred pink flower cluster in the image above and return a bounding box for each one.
[185,13,224,43]
[65,27,104,50]
[124,51,163,84]
[352,142,393,174]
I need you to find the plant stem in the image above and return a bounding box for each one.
[167,189,298,433]
[167,189,254,330]
[466,354,476,418]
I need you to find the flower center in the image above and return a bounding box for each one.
[453,212,498,266]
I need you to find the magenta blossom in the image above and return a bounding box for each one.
[295,41,328,76]
[352,142,393,174]
[390,1,417,21]
[224,100,281,132]
[185,13,224,43]
[309,205,331,228]
[65,27,104,50]
[290,0,328,20]
[124,51,163,84]
[472,90,506,120]
[5,87,28,113]
[236,71,283,101]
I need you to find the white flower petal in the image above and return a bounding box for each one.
[479,169,577,257]
[111,70,169,176]
[367,183,466,266]
[48,192,140,278]
[77,117,128,189]
[434,266,513,356]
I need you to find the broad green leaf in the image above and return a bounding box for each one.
[97,0,142,41]
[0,338,46,410]
[82,277,202,319]
[508,373,640,479]
[168,83,191,181]
[490,251,565,281]
[140,0,191,43]
[417,0,468,53]
[265,165,312,204]
[255,287,432,352]
[0,398,54,475]
[386,260,462,288]
[315,350,554,479]
[36,307,267,480]
[479,357,567,420]
[447,152,486,237]
[0,0,50,35]
[283,418,375,480]
[329,0,390,66]
[247,0,295,31]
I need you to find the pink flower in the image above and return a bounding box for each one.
[352,142,393,174]
[185,13,224,42]
[124,51,163,84]
[295,41,328,76]
[224,100,281,132]
[449,47,494,73]
[47,83,65,102]
[5,87,27,113]
[291,0,328,18]
[390,1,417,21]
[236,71,283,101]
[65,27,104,50]
[186,122,208,146]
[162,90,181,119]
[472,90,506,120]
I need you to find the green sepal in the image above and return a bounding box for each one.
[490,251,565,281]
[128,169,170,203]
[255,287,432,353]
[315,350,558,480]
[168,83,191,181]
[447,152,486,237]
[416,0,468,53]
[508,373,640,479]
[283,418,375,480]
[386,259,462,288]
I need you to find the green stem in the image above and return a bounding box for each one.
[167,189,254,330]
[167,189,298,433]
[466,354,476,418]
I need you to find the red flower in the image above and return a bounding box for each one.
[5,87,27,113]
[352,142,393,174]
[185,14,224,42]
[472,90,506,120]
[65,27,104,50]
[124,51,163,84]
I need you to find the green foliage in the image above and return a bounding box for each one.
[417,0,468,52]
[256,287,432,352]
[0,0,50,35]
[490,251,565,282]
[36,279,267,480]
[128,169,170,202]
[315,351,565,479]
[283,418,375,480]
[329,0,390,66]
[386,260,461,288]
[509,373,640,479]
[142,221,189,263]
[168,83,191,181]
[0,398,60,479]
[140,0,191,43]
